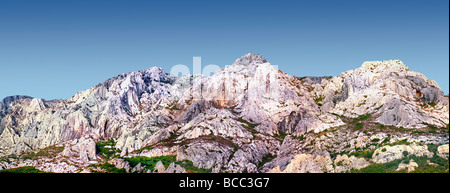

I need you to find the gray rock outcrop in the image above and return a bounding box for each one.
[0,54,448,173]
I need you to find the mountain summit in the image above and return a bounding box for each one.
[232,53,269,66]
[0,54,448,173]
[359,60,410,75]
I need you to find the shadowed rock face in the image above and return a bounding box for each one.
[277,110,309,134]
[0,54,448,173]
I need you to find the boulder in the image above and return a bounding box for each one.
[269,154,334,173]
[437,144,449,159]
[396,159,418,172]
[334,154,370,173]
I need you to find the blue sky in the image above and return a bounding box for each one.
[0,0,448,100]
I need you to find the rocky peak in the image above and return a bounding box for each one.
[142,67,176,83]
[1,95,33,113]
[0,54,448,174]
[232,53,269,66]
[360,60,409,72]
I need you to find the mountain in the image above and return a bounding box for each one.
[0,53,448,173]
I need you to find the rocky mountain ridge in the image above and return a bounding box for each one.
[0,53,448,173]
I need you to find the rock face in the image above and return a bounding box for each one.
[397,159,419,172]
[437,144,449,159]
[62,137,97,163]
[268,154,334,173]
[371,144,434,164]
[0,54,448,173]
[333,154,370,173]
[320,60,448,129]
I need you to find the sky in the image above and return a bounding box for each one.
[0,0,448,100]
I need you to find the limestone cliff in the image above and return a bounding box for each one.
[0,54,448,173]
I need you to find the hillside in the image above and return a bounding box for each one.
[0,54,448,173]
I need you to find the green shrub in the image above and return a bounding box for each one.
[166,104,180,111]
[355,122,363,130]
[381,137,390,144]
[314,95,325,104]
[428,101,436,107]
[1,166,47,173]
[352,159,403,173]
[96,138,119,159]
[257,153,275,169]
[390,139,410,146]
[347,149,375,159]
[236,117,260,134]
[402,151,409,157]
[125,156,176,170]
[352,155,449,173]
[354,114,370,121]
[427,143,438,154]
[124,155,212,173]
[90,163,126,173]
[20,145,65,160]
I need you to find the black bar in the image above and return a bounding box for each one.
[1,173,449,192]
